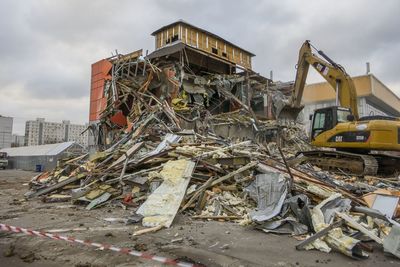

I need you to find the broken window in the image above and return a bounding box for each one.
[212,47,218,55]
[171,35,178,43]
[222,52,227,58]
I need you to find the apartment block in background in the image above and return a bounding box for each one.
[0,115,13,149]
[25,118,88,148]
[11,134,25,147]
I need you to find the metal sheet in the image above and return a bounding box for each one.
[245,171,288,222]
[383,224,400,258]
[147,133,181,157]
[372,195,399,219]
[86,192,112,210]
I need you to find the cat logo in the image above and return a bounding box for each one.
[315,63,329,76]
[335,136,343,142]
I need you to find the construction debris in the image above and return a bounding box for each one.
[136,159,195,228]
[24,46,400,262]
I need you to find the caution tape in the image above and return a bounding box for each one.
[0,223,201,267]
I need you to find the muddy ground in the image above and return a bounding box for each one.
[0,170,398,267]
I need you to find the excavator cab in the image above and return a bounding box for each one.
[310,106,352,140]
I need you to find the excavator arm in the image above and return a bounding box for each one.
[280,40,359,120]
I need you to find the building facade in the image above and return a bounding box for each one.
[301,74,400,132]
[25,118,88,148]
[0,115,13,149]
[151,20,255,70]
[11,134,25,147]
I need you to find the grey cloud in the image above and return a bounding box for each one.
[0,0,399,135]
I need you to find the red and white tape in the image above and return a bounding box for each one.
[0,223,201,267]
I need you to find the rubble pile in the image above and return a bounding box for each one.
[25,54,400,260]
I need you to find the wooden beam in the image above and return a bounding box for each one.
[26,176,81,199]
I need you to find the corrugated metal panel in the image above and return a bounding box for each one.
[7,155,58,171]
[46,142,77,156]
[0,141,76,157]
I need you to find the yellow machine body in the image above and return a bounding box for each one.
[312,118,400,151]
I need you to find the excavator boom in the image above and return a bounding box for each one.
[278,40,359,120]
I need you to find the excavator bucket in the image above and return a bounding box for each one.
[276,104,304,121]
[271,83,304,121]
[273,93,304,121]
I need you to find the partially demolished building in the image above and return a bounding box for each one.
[88,20,292,150]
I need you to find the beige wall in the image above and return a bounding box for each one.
[303,75,372,103]
[371,75,400,113]
[303,74,400,113]
[304,74,400,114]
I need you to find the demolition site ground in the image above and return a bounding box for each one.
[0,170,398,267]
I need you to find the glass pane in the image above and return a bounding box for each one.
[313,112,325,129]
[337,109,351,123]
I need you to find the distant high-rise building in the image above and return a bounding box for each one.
[11,134,25,147]
[0,115,13,149]
[25,118,88,148]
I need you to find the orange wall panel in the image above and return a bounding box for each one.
[89,59,112,122]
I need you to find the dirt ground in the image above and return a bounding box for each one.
[0,170,399,267]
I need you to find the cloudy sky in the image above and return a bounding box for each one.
[1,0,399,134]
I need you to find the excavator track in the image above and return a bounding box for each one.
[297,150,379,176]
[372,153,400,175]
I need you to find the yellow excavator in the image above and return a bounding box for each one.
[279,40,400,175]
